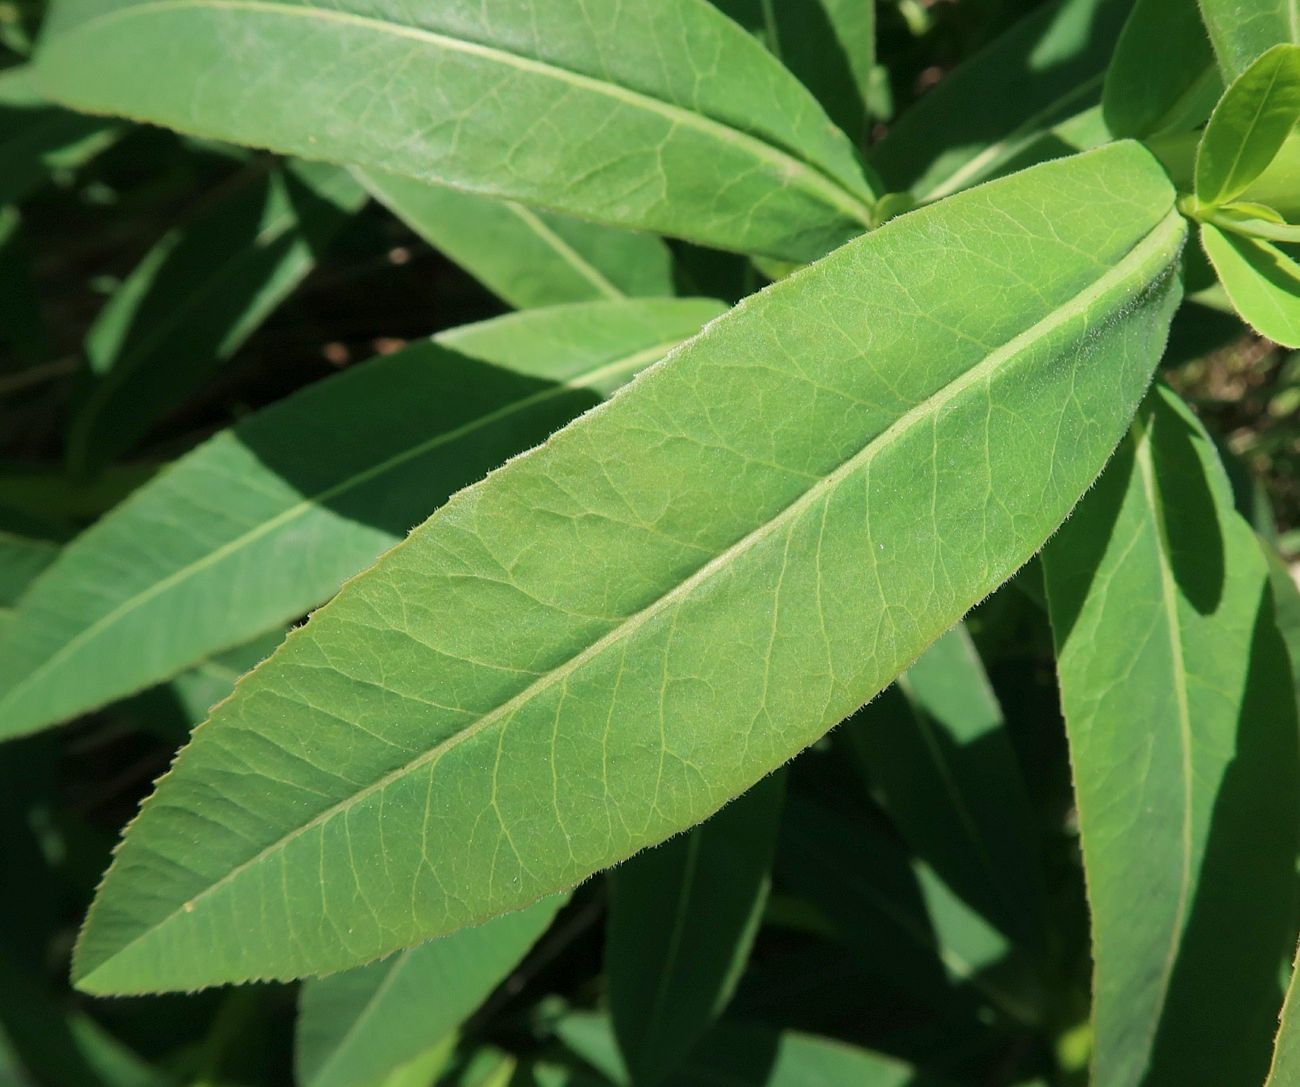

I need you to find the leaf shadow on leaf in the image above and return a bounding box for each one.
[1145,583,1299,1085]
[1148,397,1225,615]
[233,350,602,543]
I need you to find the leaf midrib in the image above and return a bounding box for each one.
[1128,413,1196,1066]
[46,0,875,228]
[78,208,1183,985]
[0,340,681,723]
[502,202,626,301]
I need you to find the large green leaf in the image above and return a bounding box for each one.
[70,145,1185,995]
[68,159,366,471]
[1041,383,1299,1087]
[33,0,877,261]
[868,0,1128,200]
[1196,44,1300,207]
[1200,220,1300,346]
[0,298,722,739]
[296,896,564,1087]
[606,774,783,1086]
[839,625,1047,955]
[1198,0,1300,80]
[355,170,674,309]
[1103,0,1222,138]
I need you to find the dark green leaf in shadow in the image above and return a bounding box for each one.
[868,0,1129,200]
[68,159,366,471]
[606,773,784,1086]
[1042,382,1299,1087]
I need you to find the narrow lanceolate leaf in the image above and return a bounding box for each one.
[33,0,877,261]
[71,145,1185,995]
[0,527,56,609]
[296,895,564,1087]
[1103,0,1222,138]
[1196,44,1300,207]
[0,66,118,204]
[1201,221,1300,346]
[607,774,784,1087]
[355,170,674,309]
[1265,945,1300,1086]
[68,160,365,470]
[1042,383,1299,1087]
[0,298,724,740]
[840,625,1047,955]
[868,0,1129,200]
[1198,0,1300,80]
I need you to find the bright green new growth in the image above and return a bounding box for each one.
[0,298,723,740]
[1196,43,1300,206]
[1201,219,1300,346]
[1043,383,1299,1087]
[70,145,1184,996]
[33,0,879,260]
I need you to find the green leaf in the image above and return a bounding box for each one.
[1239,129,1300,217]
[68,159,366,471]
[370,1036,458,1087]
[0,298,723,739]
[1200,220,1300,346]
[838,625,1047,956]
[1103,0,1222,138]
[1265,944,1300,1086]
[555,1014,940,1087]
[355,170,674,309]
[0,65,118,204]
[0,526,56,609]
[1196,44,1300,207]
[868,0,1129,200]
[69,145,1184,995]
[776,791,1039,1025]
[296,895,564,1087]
[709,0,876,143]
[1198,0,1300,80]
[606,774,784,1087]
[33,0,877,261]
[1041,383,1300,1087]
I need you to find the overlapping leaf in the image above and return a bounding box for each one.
[869,0,1129,200]
[1103,0,1222,138]
[70,145,1184,995]
[1198,0,1300,79]
[356,170,675,309]
[0,298,724,739]
[34,0,879,260]
[606,774,783,1086]
[1201,220,1300,346]
[839,625,1047,956]
[297,896,564,1087]
[1042,383,1299,1087]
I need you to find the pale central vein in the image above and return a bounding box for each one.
[88,208,1185,969]
[1130,413,1196,1059]
[50,0,875,226]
